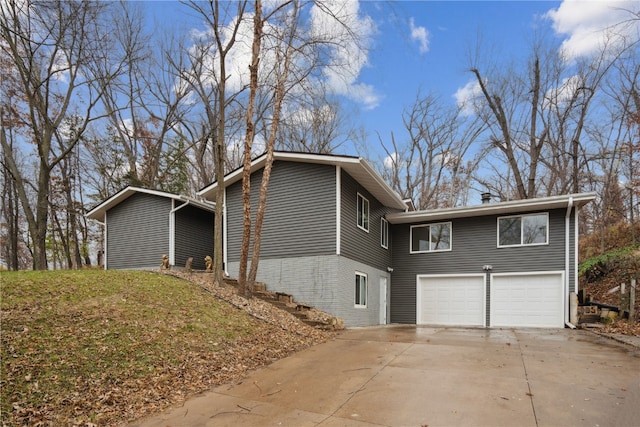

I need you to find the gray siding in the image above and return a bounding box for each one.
[106,193,170,269]
[227,255,339,314]
[390,208,568,324]
[175,205,214,270]
[340,171,397,271]
[226,255,387,327]
[226,160,337,261]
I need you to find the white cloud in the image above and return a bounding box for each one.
[180,1,380,110]
[383,152,400,170]
[545,74,585,107]
[545,0,640,60]
[454,79,483,116]
[409,17,429,54]
[310,0,380,109]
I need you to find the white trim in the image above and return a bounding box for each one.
[86,186,215,223]
[490,271,565,328]
[409,222,453,254]
[103,211,108,270]
[336,165,341,255]
[380,217,389,249]
[574,207,579,296]
[387,192,596,224]
[223,187,228,276]
[416,273,486,326]
[169,199,189,266]
[355,271,368,308]
[379,276,388,324]
[497,212,549,248]
[196,152,407,210]
[357,192,370,233]
[565,197,573,324]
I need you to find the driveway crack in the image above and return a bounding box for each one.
[516,332,539,427]
[318,340,414,425]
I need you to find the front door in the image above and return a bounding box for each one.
[380,277,388,324]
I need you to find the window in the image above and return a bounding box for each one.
[357,193,369,232]
[355,272,367,307]
[498,213,548,247]
[381,217,389,249]
[410,222,452,253]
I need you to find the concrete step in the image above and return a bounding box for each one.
[224,276,330,328]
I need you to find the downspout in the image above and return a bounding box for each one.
[565,196,574,326]
[170,199,190,266]
[336,165,341,256]
[98,213,107,270]
[223,188,228,276]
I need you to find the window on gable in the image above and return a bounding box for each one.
[357,193,369,232]
[498,213,548,247]
[381,217,389,249]
[410,222,452,253]
[355,272,367,307]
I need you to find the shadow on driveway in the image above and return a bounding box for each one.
[131,326,640,427]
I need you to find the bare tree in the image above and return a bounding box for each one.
[238,0,376,295]
[378,92,485,209]
[176,0,248,284]
[0,0,112,269]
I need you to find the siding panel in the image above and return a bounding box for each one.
[390,208,568,324]
[175,205,214,270]
[340,171,398,271]
[106,193,170,269]
[226,161,336,261]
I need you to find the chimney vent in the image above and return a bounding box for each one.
[481,192,492,204]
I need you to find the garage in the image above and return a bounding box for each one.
[417,274,485,326]
[490,272,564,328]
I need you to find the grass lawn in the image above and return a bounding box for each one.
[1,269,304,426]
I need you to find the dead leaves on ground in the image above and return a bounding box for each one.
[1,270,334,426]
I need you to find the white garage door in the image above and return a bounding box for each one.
[417,275,485,326]
[490,272,564,328]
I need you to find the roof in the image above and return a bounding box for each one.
[86,186,216,223]
[197,151,408,210]
[386,192,596,224]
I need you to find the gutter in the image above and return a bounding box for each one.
[169,200,190,266]
[565,196,574,324]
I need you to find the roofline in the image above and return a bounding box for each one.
[386,192,596,224]
[197,151,407,210]
[86,186,215,222]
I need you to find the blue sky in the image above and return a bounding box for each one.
[144,0,638,161]
[356,1,560,145]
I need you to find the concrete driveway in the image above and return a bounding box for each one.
[131,326,640,427]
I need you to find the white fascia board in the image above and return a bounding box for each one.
[87,186,215,222]
[356,158,407,210]
[387,193,596,224]
[197,151,405,210]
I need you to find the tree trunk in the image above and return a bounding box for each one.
[238,0,263,298]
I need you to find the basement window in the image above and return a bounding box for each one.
[355,272,367,307]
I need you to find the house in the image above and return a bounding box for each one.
[86,187,215,270]
[198,152,407,327]
[387,194,594,328]
[197,151,595,328]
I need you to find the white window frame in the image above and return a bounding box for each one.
[381,217,389,249]
[355,272,368,308]
[410,222,452,254]
[497,212,549,248]
[357,192,369,232]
